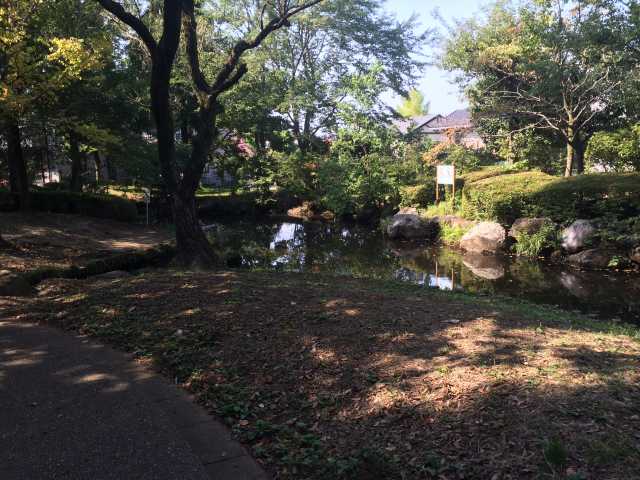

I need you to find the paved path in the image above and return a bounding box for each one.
[0,320,267,480]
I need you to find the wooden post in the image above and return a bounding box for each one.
[435,176,439,204]
[452,167,456,201]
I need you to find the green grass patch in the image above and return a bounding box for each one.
[460,171,640,224]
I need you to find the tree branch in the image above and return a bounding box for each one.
[210,0,324,96]
[182,0,211,95]
[95,0,157,53]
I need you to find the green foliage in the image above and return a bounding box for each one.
[443,1,633,175]
[513,223,557,257]
[459,165,519,184]
[396,89,429,118]
[314,65,412,217]
[24,191,139,222]
[443,144,482,174]
[399,182,435,208]
[461,172,640,224]
[423,142,485,175]
[440,223,471,246]
[421,200,460,218]
[586,125,640,173]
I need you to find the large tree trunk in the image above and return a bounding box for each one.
[5,119,29,209]
[150,56,218,268]
[574,137,586,175]
[564,125,575,177]
[69,131,84,192]
[564,142,574,177]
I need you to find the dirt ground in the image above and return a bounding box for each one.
[3,269,639,480]
[0,212,171,273]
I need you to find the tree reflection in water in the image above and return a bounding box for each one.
[204,218,640,324]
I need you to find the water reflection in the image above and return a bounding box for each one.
[205,219,640,324]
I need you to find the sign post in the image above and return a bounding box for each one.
[436,165,456,203]
[142,188,151,225]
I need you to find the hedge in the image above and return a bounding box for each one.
[460,172,640,224]
[399,183,436,208]
[0,190,139,222]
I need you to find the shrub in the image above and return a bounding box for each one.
[586,125,640,173]
[460,172,640,224]
[8,191,139,222]
[399,182,435,208]
[440,223,471,246]
[459,165,520,184]
[513,223,558,257]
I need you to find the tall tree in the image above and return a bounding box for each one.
[96,0,323,267]
[258,0,427,151]
[396,89,429,118]
[1,0,100,204]
[443,0,630,176]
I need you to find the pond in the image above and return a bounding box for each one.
[205,218,640,325]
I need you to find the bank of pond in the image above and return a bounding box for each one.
[203,218,640,325]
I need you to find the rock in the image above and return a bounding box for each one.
[508,217,553,239]
[459,221,506,254]
[561,220,595,253]
[386,213,439,240]
[630,246,640,264]
[287,202,315,220]
[287,202,334,222]
[462,254,505,280]
[94,270,132,280]
[436,215,477,230]
[567,249,613,270]
[0,274,36,297]
[397,207,419,215]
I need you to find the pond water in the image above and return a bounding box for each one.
[205,219,640,325]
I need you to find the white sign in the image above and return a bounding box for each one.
[436,165,455,185]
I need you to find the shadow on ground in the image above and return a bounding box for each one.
[3,270,639,479]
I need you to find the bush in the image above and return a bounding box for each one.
[460,172,640,224]
[586,125,640,173]
[5,190,139,222]
[399,182,435,208]
[512,223,558,257]
[440,223,471,246]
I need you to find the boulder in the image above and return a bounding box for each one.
[459,221,506,254]
[630,246,640,264]
[462,254,505,280]
[567,249,613,270]
[386,213,439,240]
[561,220,595,254]
[287,202,334,222]
[508,217,554,239]
[0,273,36,297]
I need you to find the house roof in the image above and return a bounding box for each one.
[393,114,442,134]
[422,109,473,131]
[397,109,474,135]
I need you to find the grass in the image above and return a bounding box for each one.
[5,269,640,479]
[513,223,558,257]
[439,222,472,246]
[419,200,462,218]
[460,171,640,223]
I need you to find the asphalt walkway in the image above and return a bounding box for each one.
[0,320,267,480]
